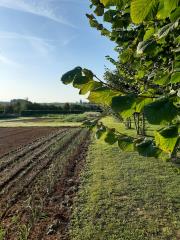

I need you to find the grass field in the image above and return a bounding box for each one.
[0,112,98,127]
[70,118,180,240]
[101,116,162,137]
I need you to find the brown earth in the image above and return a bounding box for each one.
[0,127,67,157]
[0,127,90,240]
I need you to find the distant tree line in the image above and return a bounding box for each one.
[0,99,101,117]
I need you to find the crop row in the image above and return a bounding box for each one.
[0,128,83,219]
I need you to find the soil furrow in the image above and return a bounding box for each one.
[0,127,64,156]
[0,129,70,190]
[0,129,82,219]
[0,129,75,195]
[0,128,33,139]
[0,128,67,172]
[29,130,90,240]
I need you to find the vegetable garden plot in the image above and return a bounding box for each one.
[0,127,67,156]
[0,127,90,240]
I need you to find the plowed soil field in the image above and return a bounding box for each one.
[0,127,90,240]
[0,127,67,156]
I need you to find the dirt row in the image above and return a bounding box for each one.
[0,127,67,156]
[1,127,90,240]
[29,132,90,240]
[0,128,79,218]
[0,128,68,172]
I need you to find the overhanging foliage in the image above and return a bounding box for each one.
[61,0,180,160]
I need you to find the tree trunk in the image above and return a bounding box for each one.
[125,118,132,129]
[141,112,146,136]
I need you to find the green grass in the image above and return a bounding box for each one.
[0,113,99,127]
[70,119,180,240]
[101,116,162,137]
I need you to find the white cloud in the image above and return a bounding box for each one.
[0,31,54,57]
[0,0,74,27]
[0,53,20,67]
[62,35,78,46]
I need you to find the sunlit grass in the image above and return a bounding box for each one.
[101,116,162,137]
[70,119,180,240]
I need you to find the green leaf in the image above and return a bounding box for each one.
[88,87,120,105]
[137,39,155,54]
[144,98,178,125]
[101,28,111,36]
[96,124,106,139]
[103,10,116,22]
[135,97,153,113]
[154,72,171,85]
[83,119,98,130]
[118,136,134,151]
[120,48,134,63]
[131,0,157,24]
[89,19,101,29]
[79,81,102,95]
[61,67,82,85]
[170,6,180,21]
[100,0,122,7]
[91,0,100,4]
[135,70,145,79]
[171,72,180,83]
[82,69,94,79]
[156,19,179,39]
[111,94,136,118]
[154,125,179,153]
[157,0,179,19]
[143,26,155,40]
[136,139,159,157]
[73,76,90,89]
[105,129,117,145]
[94,5,104,16]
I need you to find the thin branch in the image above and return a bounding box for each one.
[93,75,158,99]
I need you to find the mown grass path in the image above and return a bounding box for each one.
[70,139,180,240]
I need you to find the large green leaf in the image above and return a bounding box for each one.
[131,0,157,24]
[171,72,180,83]
[61,67,82,85]
[111,94,136,118]
[79,81,102,95]
[88,87,120,105]
[105,129,118,145]
[73,76,90,89]
[118,136,134,151]
[157,0,179,19]
[144,98,178,124]
[136,139,159,157]
[82,68,94,79]
[135,97,153,113]
[156,19,179,39]
[143,26,155,40]
[170,6,180,21]
[154,125,179,153]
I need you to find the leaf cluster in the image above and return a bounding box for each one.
[60,0,180,160]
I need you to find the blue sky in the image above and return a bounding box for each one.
[0,0,116,103]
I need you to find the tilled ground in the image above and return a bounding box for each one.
[0,127,90,240]
[0,127,67,156]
